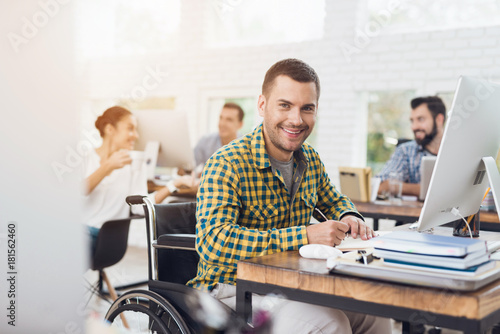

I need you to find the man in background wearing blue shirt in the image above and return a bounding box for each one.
[378,96,446,197]
[193,102,244,168]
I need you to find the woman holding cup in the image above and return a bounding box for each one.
[84,106,197,249]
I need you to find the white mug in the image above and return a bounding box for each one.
[129,150,145,171]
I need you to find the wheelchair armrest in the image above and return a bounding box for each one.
[155,234,196,251]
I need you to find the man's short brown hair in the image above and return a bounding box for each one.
[223,102,244,122]
[262,58,320,100]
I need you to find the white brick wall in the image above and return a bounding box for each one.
[82,0,500,186]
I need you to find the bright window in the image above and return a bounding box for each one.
[362,0,500,34]
[204,0,326,48]
[76,0,181,59]
[366,90,415,174]
[206,97,258,137]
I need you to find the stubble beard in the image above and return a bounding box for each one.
[267,122,310,154]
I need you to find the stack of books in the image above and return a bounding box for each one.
[372,231,493,276]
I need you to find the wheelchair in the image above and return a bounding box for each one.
[104,195,248,333]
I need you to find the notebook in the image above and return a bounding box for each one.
[372,230,488,257]
[419,156,437,201]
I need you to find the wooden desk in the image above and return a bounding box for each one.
[236,250,500,334]
[353,200,500,231]
[147,180,198,200]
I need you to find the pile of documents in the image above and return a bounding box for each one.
[372,231,493,276]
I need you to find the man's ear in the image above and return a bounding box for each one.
[257,94,266,117]
[436,113,445,128]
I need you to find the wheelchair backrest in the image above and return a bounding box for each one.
[154,202,199,284]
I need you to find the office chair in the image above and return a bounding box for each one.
[89,218,132,295]
[397,138,411,146]
[89,217,132,327]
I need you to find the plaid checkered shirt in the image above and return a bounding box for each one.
[186,124,361,291]
[377,140,436,183]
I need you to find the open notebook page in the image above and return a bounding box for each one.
[337,230,393,251]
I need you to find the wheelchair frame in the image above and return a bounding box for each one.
[103,195,246,334]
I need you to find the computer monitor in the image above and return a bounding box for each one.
[417,76,500,231]
[133,109,195,177]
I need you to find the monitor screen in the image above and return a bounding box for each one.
[134,109,195,174]
[417,76,500,231]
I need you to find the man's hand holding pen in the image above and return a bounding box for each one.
[306,209,376,247]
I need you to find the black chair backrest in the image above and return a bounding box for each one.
[91,218,131,271]
[154,202,199,284]
[155,202,197,235]
[397,138,411,146]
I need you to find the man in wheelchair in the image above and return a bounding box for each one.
[186,58,391,333]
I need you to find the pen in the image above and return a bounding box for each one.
[315,208,351,239]
[314,208,328,222]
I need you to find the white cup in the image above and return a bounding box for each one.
[129,150,145,171]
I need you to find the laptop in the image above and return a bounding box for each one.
[419,156,437,201]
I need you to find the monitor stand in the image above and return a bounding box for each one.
[482,156,500,220]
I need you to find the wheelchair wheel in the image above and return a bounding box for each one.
[105,289,191,334]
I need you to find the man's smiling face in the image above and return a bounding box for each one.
[258,75,318,161]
